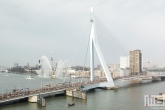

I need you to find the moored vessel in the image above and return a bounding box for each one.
[25,75,34,79]
[51,75,56,78]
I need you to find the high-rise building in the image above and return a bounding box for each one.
[27,63,29,69]
[120,56,130,76]
[14,63,19,67]
[120,56,129,69]
[129,50,142,75]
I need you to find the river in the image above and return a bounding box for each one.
[0,72,164,110]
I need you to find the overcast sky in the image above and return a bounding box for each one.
[0,0,165,67]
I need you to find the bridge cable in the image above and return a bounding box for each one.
[63,23,91,82]
[94,15,129,67]
[95,15,129,51]
[81,28,91,83]
[95,18,127,56]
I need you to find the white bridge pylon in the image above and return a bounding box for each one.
[87,7,115,89]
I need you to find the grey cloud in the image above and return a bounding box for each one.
[0,0,165,67]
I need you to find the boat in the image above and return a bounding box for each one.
[71,75,80,79]
[51,75,56,79]
[25,75,34,79]
[0,70,5,73]
[68,103,75,106]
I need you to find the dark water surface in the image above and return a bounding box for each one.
[0,72,165,110]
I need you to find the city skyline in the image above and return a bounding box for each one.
[0,0,165,67]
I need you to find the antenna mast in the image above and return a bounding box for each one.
[50,50,54,75]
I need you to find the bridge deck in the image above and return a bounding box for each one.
[0,78,107,104]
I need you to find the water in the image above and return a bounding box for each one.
[0,72,165,110]
[0,72,63,92]
[56,59,69,79]
[39,56,52,78]
[55,60,63,79]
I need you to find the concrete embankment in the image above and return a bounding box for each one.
[66,88,86,100]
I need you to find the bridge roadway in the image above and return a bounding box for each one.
[1,74,162,104]
[113,73,165,82]
[0,78,107,104]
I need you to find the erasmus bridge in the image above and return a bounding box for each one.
[0,7,161,106]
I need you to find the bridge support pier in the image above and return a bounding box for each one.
[66,88,87,100]
[28,95,38,102]
[37,95,46,107]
